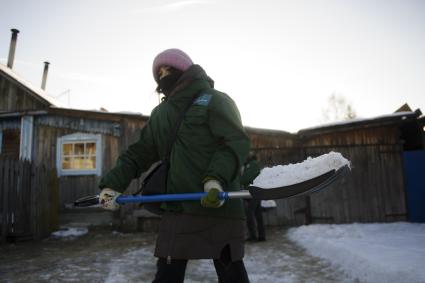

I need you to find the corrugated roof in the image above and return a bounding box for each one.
[0,63,66,108]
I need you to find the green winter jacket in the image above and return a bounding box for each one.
[99,65,250,219]
[240,159,261,188]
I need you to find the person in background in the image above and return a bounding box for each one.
[98,48,251,283]
[241,152,266,242]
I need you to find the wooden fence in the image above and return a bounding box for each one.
[0,158,59,244]
[257,144,408,226]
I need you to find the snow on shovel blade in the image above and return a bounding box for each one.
[248,164,350,200]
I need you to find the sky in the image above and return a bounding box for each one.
[1,0,424,132]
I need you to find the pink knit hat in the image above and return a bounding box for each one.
[152,48,193,82]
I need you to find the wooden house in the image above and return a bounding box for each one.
[0,62,149,210]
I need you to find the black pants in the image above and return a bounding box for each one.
[245,199,265,240]
[152,245,250,283]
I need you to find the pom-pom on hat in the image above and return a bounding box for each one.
[152,48,193,82]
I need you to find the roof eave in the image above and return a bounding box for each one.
[298,110,422,137]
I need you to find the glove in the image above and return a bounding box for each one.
[201,179,224,208]
[99,188,121,211]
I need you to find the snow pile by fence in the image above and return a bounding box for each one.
[253,151,350,189]
[288,222,425,283]
[51,227,88,238]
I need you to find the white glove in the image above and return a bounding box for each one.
[204,179,223,193]
[202,179,225,208]
[99,188,121,211]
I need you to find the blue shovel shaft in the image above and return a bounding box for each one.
[116,191,251,204]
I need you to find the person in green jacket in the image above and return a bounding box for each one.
[241,153,265,242]
[98,49,251,283]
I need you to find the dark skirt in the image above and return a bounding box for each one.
[154,212,245,261]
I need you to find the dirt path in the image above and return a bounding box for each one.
[0,227,351,283]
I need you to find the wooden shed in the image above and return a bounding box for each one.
[252,110,425,226]
[0,63,149,210]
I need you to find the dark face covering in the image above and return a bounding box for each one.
[156,69,183,96]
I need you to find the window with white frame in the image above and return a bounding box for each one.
[57,133,102,176]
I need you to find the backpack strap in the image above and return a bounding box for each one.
[163,91,203,160]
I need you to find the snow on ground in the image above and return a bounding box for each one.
[288,222,425,283]
[51,227,89,238]
[0,227,348,283]
[253,151,350,188]
[3,223,425,282]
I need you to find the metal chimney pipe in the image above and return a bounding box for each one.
[7,29,20,69]
[41,61,50,90]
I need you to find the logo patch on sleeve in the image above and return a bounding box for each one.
[194,94,212,106]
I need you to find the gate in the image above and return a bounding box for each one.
[403,150,425,222]
[0,159,59,243]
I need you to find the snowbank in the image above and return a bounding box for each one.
[51,227,88,238]
[288,222,425,283]
[253,151,350,188]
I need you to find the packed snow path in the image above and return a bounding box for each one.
[0,227,348,283]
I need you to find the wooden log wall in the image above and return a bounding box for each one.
[246,129,307,226]
[0,75,47,112]
[244,125,409,226]
[31,115,145,209]
[31,123,101,208]
[294,126,406,225]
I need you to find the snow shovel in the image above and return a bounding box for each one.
[73,164,350,208]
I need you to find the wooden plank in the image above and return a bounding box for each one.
[36,164,43,238]
[49,168,59,232]
[0,159,8,243]
[22,160,32,237]
[36,162,42,238]
[9,159,17,236]
[14,159,24,235]
[42,164,50,237]
[30,162,38,240]
[4,159,11,241]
